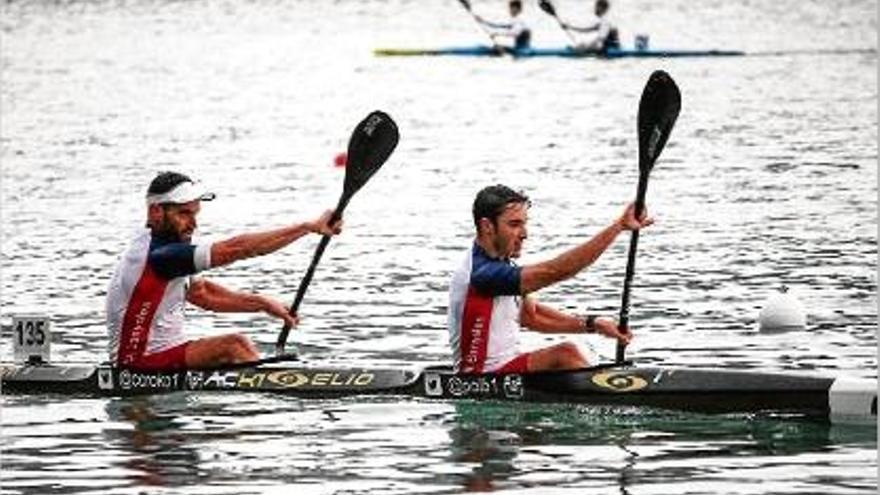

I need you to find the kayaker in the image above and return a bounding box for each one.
[474,0,532,51]
[448,184,651,374]
[560,0,620,52]
[106,171,342,370]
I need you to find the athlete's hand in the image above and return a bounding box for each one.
[310,210,343,237]
[594,317,632,345]
[617,202,653,231]
[261,296,299,328]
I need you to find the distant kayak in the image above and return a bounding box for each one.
[374,44,745,58]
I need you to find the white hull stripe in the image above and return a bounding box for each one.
[828,378,877,420]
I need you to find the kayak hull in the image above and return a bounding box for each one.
[374,45,746,58]
[2,362,875,422]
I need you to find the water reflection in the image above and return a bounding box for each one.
[103,395,204,489]
[448,426,519,491]
[445,401,877,493]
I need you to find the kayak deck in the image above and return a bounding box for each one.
[2,362,875,422]
[373,45,746,58]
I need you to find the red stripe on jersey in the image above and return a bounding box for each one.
[459,286,494,374]
[117,264,169,366]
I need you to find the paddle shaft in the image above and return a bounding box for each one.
[548,14,579,46]
[538,0,579,46]
[275,198,348,354]
[616,174,649,363]
[457,0,501,49]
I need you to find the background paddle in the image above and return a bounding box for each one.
[538,0,579,47]
[275,110,400,354]
[616,70,681,364]
[456,0,500,47]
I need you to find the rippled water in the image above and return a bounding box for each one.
[1,0,877,493]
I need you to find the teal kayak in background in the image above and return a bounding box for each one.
[374,44,745,58]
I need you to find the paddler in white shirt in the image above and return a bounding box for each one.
[474,0,532,52]
[559,0,621,53]
[106,171,342,370]
[448,184,651,374]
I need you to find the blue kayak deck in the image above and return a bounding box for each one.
[374,45,745,58]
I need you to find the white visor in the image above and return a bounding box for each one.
[146,181,216,205]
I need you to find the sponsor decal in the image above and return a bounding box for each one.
[465,317,485,368]
[203,371,240,389]
[591,371,649,392]
[197,370,377,390]
[237,372,267,388]
[362,113,383,135]
[447,375,499,397]
[424,373,443,397]
[502,375,524,399]
[265,371,375,388]
[443,374,525,399]
[186,371,204,390]
[266,371,309,388]
[97,367,113,390]
[117,369,180,391]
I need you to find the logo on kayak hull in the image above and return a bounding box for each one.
[591,371,648,392]
[98,367,113,390]
[193,370,376,390]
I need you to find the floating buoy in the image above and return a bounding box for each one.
[333,152,347,168]
[758,286,807,332]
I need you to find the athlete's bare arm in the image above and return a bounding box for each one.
[210,210,341,267]
[519,297,584,333]
[187,279,297,327]
[519,203,652,294]
[520,298,631,343]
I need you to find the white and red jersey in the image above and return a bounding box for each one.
[448,243,523,373]
[106,228,212,366]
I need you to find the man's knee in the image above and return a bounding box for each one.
[226,334,258,359]
[557,342,587,366]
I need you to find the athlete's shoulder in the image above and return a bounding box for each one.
[470,244,521,296]
[147,235,198,279]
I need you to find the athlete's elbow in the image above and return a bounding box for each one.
[186,280,210,305]
[520,307,538,327]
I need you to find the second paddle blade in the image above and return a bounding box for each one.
[637,70,681,171]
[538,0,558,17]
[344,110,400,198]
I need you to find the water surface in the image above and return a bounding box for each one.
[1,0,876,493]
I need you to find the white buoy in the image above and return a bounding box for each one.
[758,286,807,332]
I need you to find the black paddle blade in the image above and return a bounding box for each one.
[637,70,681,174]
[341,110,400,209]
[538,0,557,17]
[275,111,399,355]
[458,0,472,12]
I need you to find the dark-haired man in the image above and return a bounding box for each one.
[106,171,341,370]
[560,0,620,53]
[448,184,652,374]
[474,0,532,51]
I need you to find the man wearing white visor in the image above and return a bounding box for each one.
[106,171,341,370]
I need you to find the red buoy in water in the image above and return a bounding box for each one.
[333,152,347,168]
